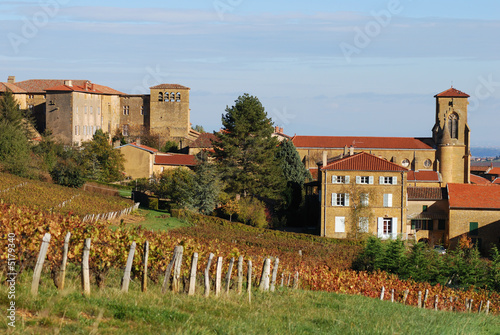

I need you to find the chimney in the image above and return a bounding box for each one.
[322,151,327,167]
[349,146,354,156]
[136,138,141,146]
[64,80,73,87]
[7,76,15,84]
[343,145,348,156]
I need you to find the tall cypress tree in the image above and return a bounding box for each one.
[212,94,285,200]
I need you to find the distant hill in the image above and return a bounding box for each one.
[471,147,500,159]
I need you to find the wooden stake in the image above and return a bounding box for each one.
[418,291,422,308]
[259,258,271,291]
[172,246,184,293]
[423,289,429,308]
[403,290,409,304]
[270,258,279,292]
[247,260,252,304]
[434,295,439,311]
[280,273,284,288]
[121,241,136,292]
[293,271,299,289]
[188,252,198,296]
[142,241,149,293]
[204,253,214,297]
[162,246,181,294]
[478,300,483,313]
[215,256,223,297]
[449,297,453,311]
[486,300,490,314]
[390,289,394,302]
[237,256,243,295]
[81,238,91,296]
[59,232,71,290]
[31,233,51,296]
[380,286,385,301]
[225,257,235,293]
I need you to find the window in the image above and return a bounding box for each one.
[158,92,163,102]
[332,175,349,184]
[360,193,369,207]
[378,217,397,239]
[170,92,175,101]
[123,106,129,115]
[164,92,169,102]
[97,107,101,115]
[383,218,392,235]
[75,125,78,135]
[332,193,349,206]
[383,194,392,207]
[83,125,87,135]
[379,176,397,185]
[359,217,369,233]
[84,106,87,114]
[356,176,373,184]
[76,107,79,114]
[411,219,432,230]
[122,124,129,137]
[423,159,432,168]
[449,113,458,139]
[469,222,479,236]
[422,205,428,212]
[140,106,144,115]
[438,219,445,230]
[401,159,410,167]
[90,106,93,114]
[335,217,345,233]
[176,92,181,102]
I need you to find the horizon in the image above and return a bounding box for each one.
[1,0,500,146]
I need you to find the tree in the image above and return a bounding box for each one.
[80,129,125,182]
[212,94,285,200]
[192,124,205,133]
[154,168,194,208]
[0,90,32,176]
[188,158,221,214]
[162,140,179,153]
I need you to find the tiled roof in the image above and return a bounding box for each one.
[470,174,491,185]
[292,135,434,150]
[116,142,158,154]
[434,87,470,98]
[14,79,88,93]
[470,165,491,172]
[493,178,500,185]
[45,82,124,95]
[487,167,500,176]
[154,154,197,166]
[321,152,408,172]
[448,183,500,209]
[407,170,441,182]
[309,168,318,181]
[0,82,26,93]
[150,84,190,90]
[407,187,444,200]
[190,133,217,148]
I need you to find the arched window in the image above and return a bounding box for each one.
[449,113,458,139]
[171,92,175,101]
[176,92,181,102]
[158,92,163,102]
[164,92,169,102]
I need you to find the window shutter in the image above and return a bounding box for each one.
[345,175,350,184]
[377,217,384,238]
[332,175,337,184]
[469,222,479,236]
[379,176,384,184]
[411,220,416,230]
[344,193,350,206]
[383,194,393,207]
[335,217,345,233]
[356,176,361,184]
[369,176,374,184]
[331,193,337,206]
[392,218,398,239]
[392,176,397,185]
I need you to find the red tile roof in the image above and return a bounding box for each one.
[448,183,500,209]
[407,170,441,182]
[45,82,124,95]
[408,187,444,200]
[154,154,197,166]
[292,135,434,150]
[470,174,491,185]
[190,133,217,148]
[14,79,88,93]
[150,84,190,90]
[321,152,408,172]
[0,82,26,93]
[470,165,491,172]
[493,178,500,185]
[126,142,158,153]
[487,167,500,176]
[434,87,470,98]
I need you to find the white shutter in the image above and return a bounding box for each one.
[345,175,350,184]
[359,217,369,233]
[379,176,384,184]
[369,176,374,184]
[356,176,361,184]
[332,175,337,184]
[377,217,384,238]
[331,193,337,206]
[344,193,350,206]
[392,176,398,185]
[335,216,345,233]
[392,218,398,239]
[383,194,393,207]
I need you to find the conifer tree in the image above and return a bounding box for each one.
[212,94,285,200]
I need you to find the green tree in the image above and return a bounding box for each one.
[212,94,285,200]
[162,140,179,153]
[0,90,32,176]
[192,124,205,133]
[80,129,125,182]
[154,168,194,208]
[188,158,221,214]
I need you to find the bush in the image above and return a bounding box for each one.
[148,197,159,210]
[50,160,85,188]
[235,197,268,228]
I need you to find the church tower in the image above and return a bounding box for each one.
[432,87,470,185]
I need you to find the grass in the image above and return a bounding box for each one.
[1,269,499,334]
[115,207,191,232]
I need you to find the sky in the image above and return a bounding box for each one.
[1,0,500,146]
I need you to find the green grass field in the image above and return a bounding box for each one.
[1,269,499,335]
[115,207,191,232]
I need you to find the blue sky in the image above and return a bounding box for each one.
[1,0,500,146]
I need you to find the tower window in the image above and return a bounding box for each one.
[164,92,169,102]
[176,92,181,102]
[449,113,458,139]
[170,92,175,101]
[158,92,163,102]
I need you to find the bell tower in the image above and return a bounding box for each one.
[432,87,470,185]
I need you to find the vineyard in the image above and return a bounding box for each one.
[1,201,499,315]
[0,172,133,217]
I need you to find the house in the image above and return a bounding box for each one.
[153,153,197,174]
[188,132,217,156]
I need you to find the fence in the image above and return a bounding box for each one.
[81,202,140,223]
